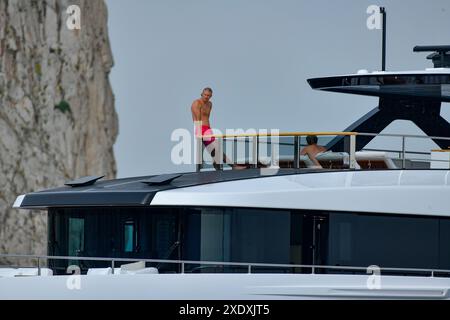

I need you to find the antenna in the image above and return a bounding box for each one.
[380,7,387,71]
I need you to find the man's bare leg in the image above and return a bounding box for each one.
[208,141,246,170]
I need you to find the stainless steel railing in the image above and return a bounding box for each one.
[1,253,450,277]
[195,131,450,171]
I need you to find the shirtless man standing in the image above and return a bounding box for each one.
[300,135,327,168]
[191,87,215,148]
[191,87,244,170]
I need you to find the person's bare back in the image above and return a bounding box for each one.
[300,135,327,168]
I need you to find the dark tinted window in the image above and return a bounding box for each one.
[68,217,84,256]
[123,220,135,253]
[327,212,439,269]
[439,219,450,270]
[48,207,450,274]
[182,208,299,272]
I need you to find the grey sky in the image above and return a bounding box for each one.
[106,0,450,178]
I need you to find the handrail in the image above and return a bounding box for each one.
[1,253,450,277]
[201,131,450,141]
[359,132,450,141]
[362,148,431,156]
[195,130,450,171]
[197,131,358,170]
[202,131,358,139]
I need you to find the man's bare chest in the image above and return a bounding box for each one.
[200,104,212,115]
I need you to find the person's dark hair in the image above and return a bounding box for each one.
[203,87,213,94]
[306,135,318,145]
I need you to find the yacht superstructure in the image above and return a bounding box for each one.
[2,46,450,299]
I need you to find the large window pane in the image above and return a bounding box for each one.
[68,217,85,266]
[230,208,290,264]
[68,217,84,256]
[200,209,229,262]
[439,219,450,269]
[185,208,291,267]
[153,214,178,260]
[328,213,439,269]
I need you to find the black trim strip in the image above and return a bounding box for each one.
[308,74,450,102]
[20,191,154,208]
[17,169,333,209]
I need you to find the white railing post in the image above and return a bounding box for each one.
[214,137,223,170]
[252,136,258,168]
[233,137,237,165]
[349,134,357,169]
[225,136,234,167]
[401,136,406,169]
[270,130,280,167]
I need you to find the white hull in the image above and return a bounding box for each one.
[1,274,449,300]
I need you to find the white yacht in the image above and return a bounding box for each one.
[2,45,450,300]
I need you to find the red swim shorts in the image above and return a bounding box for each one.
[196,125,215,146]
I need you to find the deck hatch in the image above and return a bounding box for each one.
[141,173,183,185]
[64,175,105,187]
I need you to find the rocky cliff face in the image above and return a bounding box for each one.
[0,0,118,258]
